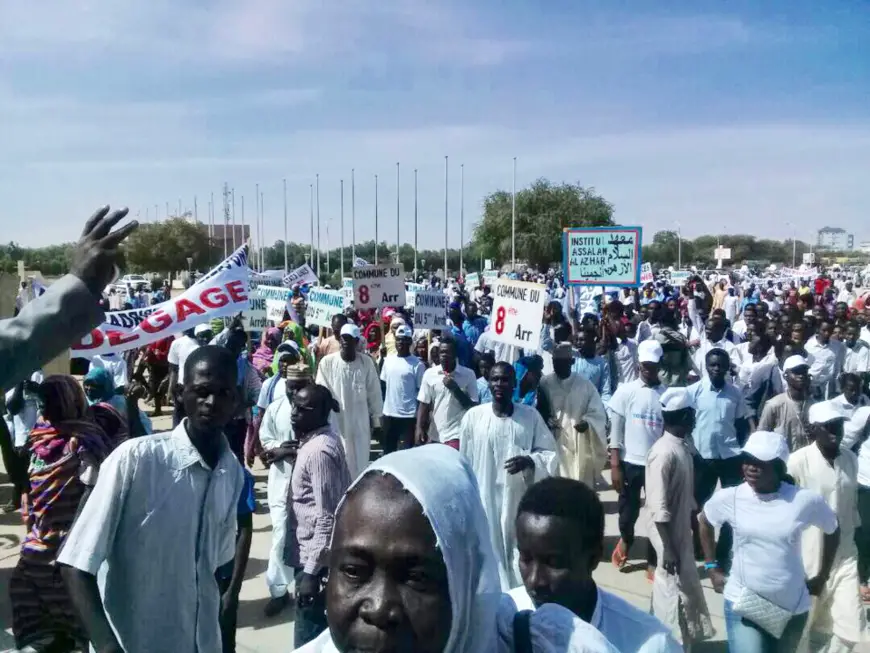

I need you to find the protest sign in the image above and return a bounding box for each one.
[72,246,249,357]
[482,270,499,286]
[465,272,480,287]
[282,263,319,288]
[413,290,448,331]
[235,285,269,331]
[490,280,547,350]
[251,269,286,287]
[563,227,642,286]
[341,278,355,308]
[266,299,288,324]
[306,288,346,328]
[406,282,427,294]
[640,262,654,284]
[670,270,691,286]
[353,264,406,310]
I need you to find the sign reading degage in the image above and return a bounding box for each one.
[353,264,406,309]
[413,290,448,331]
[490,280,547,350]
[563,227,642,286]
[306,288,345,328]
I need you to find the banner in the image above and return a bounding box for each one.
[306,288,345,328]
[465,272,480,287]
[563,227,642,286]
[353,257,370,268]
[251,269,285,287]
[670,270,691,286]
[283,263,319,288]
[413,290,448,332]
[353,264,406,310]
[490,280,547,350]
[234,285,269,331]
[72,246,249,357]
[640,262,654,284]
[482,270,499,286]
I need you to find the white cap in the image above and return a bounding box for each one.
[808,401,846,425]
[340,324,361,340]
[638,340,664,364]
[395,324,412,338]
[660,387,693,412]
[742,431,790,463]
[783,355,809,372]
[194,323,212,335]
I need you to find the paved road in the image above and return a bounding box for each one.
[0,405,736,651]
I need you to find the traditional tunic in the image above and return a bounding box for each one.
[539,372,607,486]
[459,403,558,590]
[788,444,866,647]
[645,432,714,645]
[758,392,815,452]
[315,352,383,479]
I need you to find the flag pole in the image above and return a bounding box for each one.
[351,169,356,262]
[374,174,379,265]
[414,168,418,276]
[283,178,289,274]
[460,164,464,275]
[340,179,345,280]
[242,195,247,254]
[316,174,321,278]
[260,191,265,272]
[231,189,237,251]
[309,184,314,266]
[396,162,400,265]
[511,156,517,270]
[444,156,449,279]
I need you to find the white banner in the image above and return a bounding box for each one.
[282,263,319,287]
[233,285,269,331]
[490,280,547,350]
[306,288,346,328]
[413,290,448,332]
[482,270,499,286]
[465,272,480,287]
[353,257,370,268]
[251,269,285,287]
[266,299,288,324]
[353,264,406,310]
[72,246,249,357]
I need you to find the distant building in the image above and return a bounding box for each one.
[211,224,251,255]
[816,226,854,251]
[859,242,870,255]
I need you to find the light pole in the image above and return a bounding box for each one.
[186,257,193,287]
[675,222,682,269]
[787,222,796,267]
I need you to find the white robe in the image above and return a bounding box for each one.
[459,403,558,590]
[539,373,607,487]
[315,352,383,479]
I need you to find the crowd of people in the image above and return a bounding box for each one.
[0,208,868,653]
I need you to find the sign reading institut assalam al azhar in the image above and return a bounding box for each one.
[563,227,642,287]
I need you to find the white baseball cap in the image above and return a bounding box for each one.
[742,431,790,463]
[808,401,846,426]
[638,340,664,364]
[340,324,361,340]
[660,387,693,412]
[194,323,212,335]
[783,355,809,372]
[395,324,412,339]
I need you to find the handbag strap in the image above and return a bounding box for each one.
[513,610,533,653]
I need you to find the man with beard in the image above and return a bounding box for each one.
[759,355,816,452]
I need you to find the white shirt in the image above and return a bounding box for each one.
[607,379,666,466]
[692,337,741,381]
[613,340,639,386]
[843,340,870,373]
[418,365,479,443]
[91,353,128,389]
[380,354,426,418]
[805,337,845,397]
[260,394,296,500]
[57,422,243,653]
[837,289,856,306]
[857,423,870,487]
[508,586,680,653]
[703,482,838,615]
[168,335,201,385]
[257,376,286,411]
[723,295,739,324]
[3,370,44,447]
[474,330,520,365]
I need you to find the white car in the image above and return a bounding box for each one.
[108,274,149,295]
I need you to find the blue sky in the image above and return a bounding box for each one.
[2,0,869,252]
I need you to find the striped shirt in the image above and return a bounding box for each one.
[285,427,351,574]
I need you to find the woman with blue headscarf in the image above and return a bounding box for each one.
[83,367,127,417]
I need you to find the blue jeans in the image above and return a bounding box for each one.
[724,599,808,653]
[294,568,328,647]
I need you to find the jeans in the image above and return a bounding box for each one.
[724,599,808,653]
[616,461,656,566]
[857,486,870,584]
[692,455,743,571]
[294,569,329,647]
[382,416,416,454]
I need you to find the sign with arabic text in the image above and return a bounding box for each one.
[563,227,642,287]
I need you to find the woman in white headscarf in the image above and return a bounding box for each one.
[293,445,619,653]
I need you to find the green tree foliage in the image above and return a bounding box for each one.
[0,242,75,276]
[472,179,614,271]
[123,219,218,276]
[642,231,813,269]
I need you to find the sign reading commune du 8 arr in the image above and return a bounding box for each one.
[563,227,642,287]
[489,280,547,351]
[352,264,407,310]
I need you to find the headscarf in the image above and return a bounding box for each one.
[281,321,314,370]
[513,355,544,406]
[252,327,281,374]
[90,402,129,445]
[84,367,115,404]
[210,317,225,335]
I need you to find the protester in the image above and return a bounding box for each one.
[571,328,612,403]
[788,403,863,652]
[645,387,715,646]
[416,337,478,449]
[168,327,202,426]
[459,361,557,589]
[699,431,840,653]
[141,335,172,416]
[9,376,114,653]
[510,477,681,652]
[258,363,314,617]
[759,354,815,451]
[286,384,352,646]
[83,366,127,417]
[379,324,425,454]
[806,319,846,400]
[217,326,263,462]
[59,346,246,653]
[607,339,665,574]
[654,306,693,387]
[476,350,495,404]
[539,343,607,486]
[315,324,383,478]
[2,370,43,510]
[842,321,870,378]
[294,445,618,652]
[314,313,348,363]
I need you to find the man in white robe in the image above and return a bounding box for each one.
[460,361,558,590]
[789,402,866,652]
[315,324,383,479]
[540,343,607,487]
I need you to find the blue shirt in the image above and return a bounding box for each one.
[449,326,473,368]
[572,355,612,403]
[686,380,749,459]
[463,317,487,347]
[476,377,493,404]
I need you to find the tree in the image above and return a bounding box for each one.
[472,178,614,271]
[123,219,217,276]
